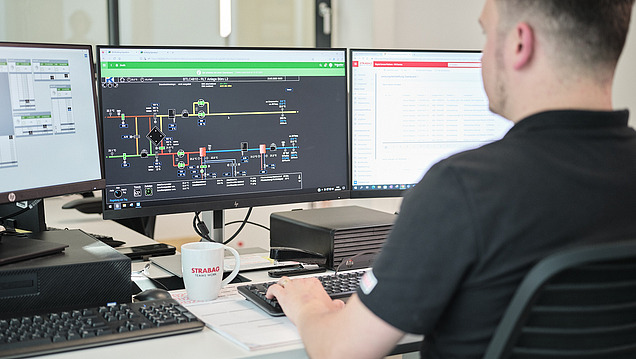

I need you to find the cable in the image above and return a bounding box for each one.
[0,226,28,238]
[192,211,213,242]
[224,220,269,232]
[223,207,253,245]
[0,199,42,223]
[192,208,257,244]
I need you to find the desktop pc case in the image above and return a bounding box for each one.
[270,206,397,270]
[0,230,131,315]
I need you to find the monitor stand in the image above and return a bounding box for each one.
[0,200,67,265]
[0,200,46,233]
[201,209,225,243]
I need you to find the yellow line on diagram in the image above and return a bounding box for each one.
[209,110,299,116]
[148,110,299,119]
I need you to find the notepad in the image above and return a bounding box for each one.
[171,287,301,351]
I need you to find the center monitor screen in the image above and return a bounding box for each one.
[98,47,349,219]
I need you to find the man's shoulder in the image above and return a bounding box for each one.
[438,138,517,170]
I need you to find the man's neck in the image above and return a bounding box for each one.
[508,78,613,123]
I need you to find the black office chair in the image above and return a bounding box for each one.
[482,239,636,359]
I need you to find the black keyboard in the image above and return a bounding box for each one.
[237,270,366,316]
[0,298,204,359]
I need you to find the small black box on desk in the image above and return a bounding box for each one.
[270,206,397,270]
[0,229,131,315]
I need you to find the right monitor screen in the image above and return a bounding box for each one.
[350,49,513,198]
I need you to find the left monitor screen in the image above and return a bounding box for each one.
[0,42,104,204]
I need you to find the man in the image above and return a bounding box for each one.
[266,1,636,358]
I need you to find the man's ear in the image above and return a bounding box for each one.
[512,22,534,70]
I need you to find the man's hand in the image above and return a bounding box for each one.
[265,275,404,358]
[266,276,345,326]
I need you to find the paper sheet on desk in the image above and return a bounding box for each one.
[171,288,301,351]
[150,253,297,277]
[223,253,287,272]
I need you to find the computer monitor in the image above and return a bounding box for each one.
[350,49,513,198]
[97,47,349,229]
[0,42,104,263]
[0,42,104,211]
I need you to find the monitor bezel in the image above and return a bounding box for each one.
[0,41,105,205]
[96,45,351,220]
[348,48,483,199]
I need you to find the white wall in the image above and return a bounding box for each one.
[334,0,485,50]
[119,0,225,46]
[0,0,108,47]
[0,2,4,40]
[229,0,314,47]
[614,5,636,125]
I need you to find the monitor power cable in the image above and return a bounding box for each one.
[192,207,257,245]
[192,211,212,242]
[225,220,269,232]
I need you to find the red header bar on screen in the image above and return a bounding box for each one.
[372,61,481,68]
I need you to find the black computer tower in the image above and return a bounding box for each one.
[270,206,397,270]
[0,230,131,314]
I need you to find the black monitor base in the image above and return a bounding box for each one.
[0,233,68,266]
[0,200,62,266]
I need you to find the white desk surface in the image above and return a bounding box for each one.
[35,195,421,359]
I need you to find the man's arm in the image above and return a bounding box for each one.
[266,276,405,359]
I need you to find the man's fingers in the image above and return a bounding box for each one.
[266,276,293,299]
[332,299,346,310]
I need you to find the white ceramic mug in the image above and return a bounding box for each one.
[181,241,241,301]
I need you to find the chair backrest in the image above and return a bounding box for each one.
[482,239,636,359]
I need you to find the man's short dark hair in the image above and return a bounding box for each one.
[496,0,634,73]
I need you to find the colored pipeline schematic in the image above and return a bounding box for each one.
[105,98,299,173]
[102,96,306,203]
